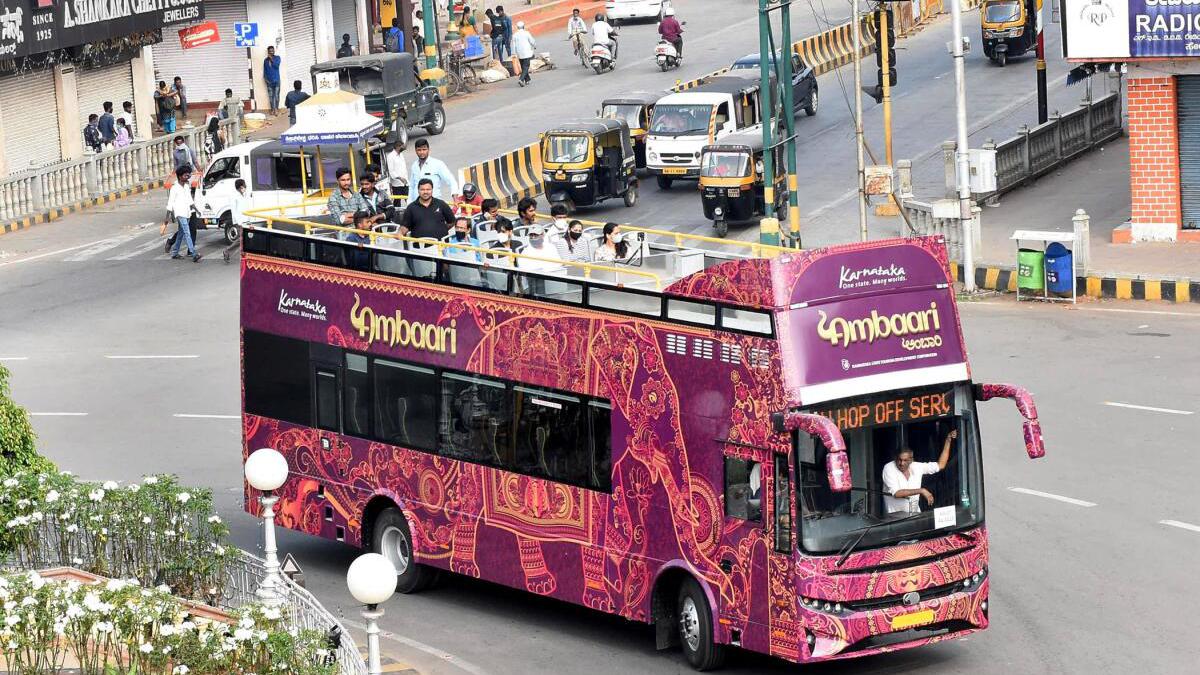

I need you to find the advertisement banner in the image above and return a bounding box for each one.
[178,20,218,49]
[1063,0,1200,60]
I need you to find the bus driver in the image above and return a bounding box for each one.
[882,429,958,514]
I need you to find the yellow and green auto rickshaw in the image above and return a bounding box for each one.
[698,129,787,238]
[600,91,662,170]
[981,0,1037,67]
[540,118,638,214]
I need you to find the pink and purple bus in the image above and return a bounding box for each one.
[239,219,1044,669]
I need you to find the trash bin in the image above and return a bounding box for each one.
[1017,248,1045,291]
[1044,242,1073,294]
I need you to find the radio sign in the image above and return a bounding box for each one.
[810,388,954,431]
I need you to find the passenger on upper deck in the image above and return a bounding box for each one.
[592,222,629,263]
[474,198,510,233]
[882,429,958,514]
[547,203,570,242]
[520,224,563,273]
[556,219,590,263]
[328,167,370,227]
[446,215,481,261]
[400,178,456,239]
[358,173,393,225]
[515,197,539,231]
[490,219,520,267]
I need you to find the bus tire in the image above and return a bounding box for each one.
[371,507,438,593]
[677,577,725,671]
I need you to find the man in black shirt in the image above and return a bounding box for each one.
[400,178,456,239]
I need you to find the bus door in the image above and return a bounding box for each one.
[719,444,786,639]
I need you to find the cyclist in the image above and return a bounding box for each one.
[567,9,588,58]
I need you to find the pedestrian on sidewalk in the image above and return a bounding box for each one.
[172,136,200,173]
[173,77,188,121]
[410,139,458,201]
[155,81,179,133]
[83,114,103,154]
[203,116,226,155]
[166,166,202,262]
[385,18,404,53]
[338,33,355,58]
[413,9,426,56]
[113,118,131,149]
[327,167,370,227]
[384,139,409,208]
[263,46,282,115]
[459,5,478,37]
[284,80,310,125]
[486,9,502,60]
[512,21,536,86]
[122,101,137,138]
[221,88,243,122]
[494,6,513,61]
[98,102,116,148]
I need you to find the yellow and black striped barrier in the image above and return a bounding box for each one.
[459,142,544,208]
[950,263,1199,304]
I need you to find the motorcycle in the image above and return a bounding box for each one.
[590,35,618,74]
[655,40,680,71]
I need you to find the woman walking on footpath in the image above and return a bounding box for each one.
[203,116,226,155]
[165,166,202,262]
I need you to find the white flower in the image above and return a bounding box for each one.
[105,579,127,592]
[82,592,104,612]
[65,604,84,619]
[207,515,222,524]
[156,584,171,594]
[65,524,78,533]
[143,475,158,484]
[127,483,140,493]
[59,471,73,477]
[4,615,19,627]
[88,489,105,502]
[173,666,190,675]
[215,546,226,555]
[102,480,118,490]
[262,607,281,621]
[139,642,153,654]
[176,492,191,504]
[95,621,113,634]
[142,516,152,525]
[15,499,29,509]
[239,616,255,629]
[2,479,16,488]
[29,512,43,522]
[234,627,253,641]
[44,490,60,503]
[164,530,176,537]
[160,623,177,636]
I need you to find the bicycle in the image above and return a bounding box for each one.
[445,52,479,97]
[570,33,589,67]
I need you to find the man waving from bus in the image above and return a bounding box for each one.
[882,429,958,514]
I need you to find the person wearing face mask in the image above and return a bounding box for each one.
[446,216,481,261]
[547,203,570,243]
[521,223,562,273]
[490,219,520,268]
[593,221,629,263]
[557,219,590,263]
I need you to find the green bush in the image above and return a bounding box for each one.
[0,364,55,477]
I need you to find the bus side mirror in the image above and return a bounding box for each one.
[974,383,1046,459]
[773,411,851,492]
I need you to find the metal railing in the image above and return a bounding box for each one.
[0,119,239,222]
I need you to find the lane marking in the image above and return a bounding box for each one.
[1159,519,1200,533]
[1102,401,1193,416]
[342,618,489,675]
[173,413,239,419]
[108,235,171,260]
[104,354,200,360]
[63,230,150,262]
[29,412,88,417]
[1008,487,1097,508]
[0,356,29,361]
[0,238,129,267]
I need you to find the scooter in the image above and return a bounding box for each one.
[591,36,618,74]
[655,40,680,71]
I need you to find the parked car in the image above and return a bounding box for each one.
[310,52,446,145]
[605,0,668,25]
[729,51,818,117]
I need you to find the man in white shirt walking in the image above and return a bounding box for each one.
[384,139,409,207]
[881,429,958,514]
[166,166,202,262]
[409,138,459,201]
[512,21,536,86]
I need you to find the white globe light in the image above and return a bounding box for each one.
[244,448,289,492]
[347,553,397,606]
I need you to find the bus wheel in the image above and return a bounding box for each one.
[372,508,438,593]
[677,577,725,671]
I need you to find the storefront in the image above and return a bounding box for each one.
[152,0,252,105]
[0,69,62,169]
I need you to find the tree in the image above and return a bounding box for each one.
[0,365,55,475]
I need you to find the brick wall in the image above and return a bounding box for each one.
[1127,76,1182,227]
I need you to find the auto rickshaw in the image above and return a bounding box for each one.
[540,118,638,213]
[980,0,1036,67]
[310,52,446,144]
[699,130,787,238]
[599,91,661,170]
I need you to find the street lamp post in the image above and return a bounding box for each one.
[244,447,290,607]
[347,553,398,675]
[949,0,976,291]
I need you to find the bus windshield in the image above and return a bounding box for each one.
[650,104,713,136]
[796,382,983,555]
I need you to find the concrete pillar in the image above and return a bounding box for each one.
[942,140,956,199]
[1073,209,1091,272]
[0,98,8,178]
[247,0,286,112]
[356,0,372,52]
[131,46,157,141]
[54,64,83,161]
[314,0,337,64]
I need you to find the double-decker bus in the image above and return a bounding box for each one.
[239,211,1045,670]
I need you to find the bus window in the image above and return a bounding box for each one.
[243,330,311,425]
[441,372,511,465]
[315,369,340,432]
[344,354,370,438]
[588,402,613,492]
[725,457,762,521]
[722,307,773,335]
[514,387,589,485]
[374,360,439,452]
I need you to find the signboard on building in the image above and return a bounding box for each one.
[0,0,205,61]
[179,20,218,50]
[1062,0,1200,60]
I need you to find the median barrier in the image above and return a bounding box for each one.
[459,142,544,207]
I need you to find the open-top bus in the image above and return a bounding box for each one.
[239,209,1045,669]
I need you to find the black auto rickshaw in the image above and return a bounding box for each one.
[599,91,661,170]
[699,130,787,238]
[541,118,638,213]
[310,52,446,144]
[980,0,1036,67]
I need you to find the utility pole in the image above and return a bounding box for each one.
[951,0,976,291]
[852,0,868,241]
[873,5,900,217]
[1035,0,1047,124]
[755,0,801,247]
[757,0,776,228]
[780,2,801,246]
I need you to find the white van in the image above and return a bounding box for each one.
[645,75,772,189]
[195,139,377,243]
[605,0,667,24]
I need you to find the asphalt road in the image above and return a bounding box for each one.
[3,3,1195,674]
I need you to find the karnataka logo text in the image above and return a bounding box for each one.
[350,293,457,355]
[816,302,941,349]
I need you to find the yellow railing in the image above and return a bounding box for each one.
[242,202,663,289]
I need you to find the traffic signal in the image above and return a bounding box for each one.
[874,7,896,89]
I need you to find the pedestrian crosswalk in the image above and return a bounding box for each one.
[6,227,237,265]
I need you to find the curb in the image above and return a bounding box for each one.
[510,0,607,38]
[1,180,166,238]
[951,263,1197,303]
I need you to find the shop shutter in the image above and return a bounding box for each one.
[75,61,135,133]
[283,0,318,90]
[1177,76,1200,230]
[0,69,62,170]
[152,0,251,104]
[332,0,361,54]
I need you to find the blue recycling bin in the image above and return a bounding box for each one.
[1044,242,1073,294]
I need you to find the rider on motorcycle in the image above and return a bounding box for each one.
[592,13,618,61]
[658,7,683,60]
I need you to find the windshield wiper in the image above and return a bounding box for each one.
[835,512,926,568]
